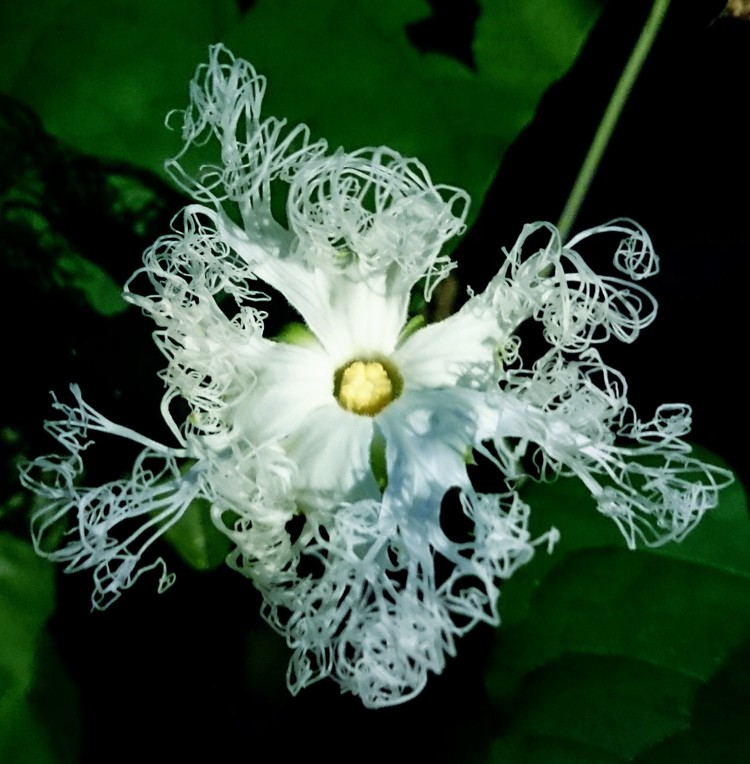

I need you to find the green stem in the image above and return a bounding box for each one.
[556,0,672,240]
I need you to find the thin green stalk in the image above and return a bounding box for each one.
[557,0,671,240]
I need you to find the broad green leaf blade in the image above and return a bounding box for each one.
[55,253,126,316]
[1,0,239,175]
[487,547,750,701]
[500,449,750,626]
[489,654,697,763]
[227,0,492,199]
[229,0,606,214]
[0,635,81,764]
[474,0,603,147]
[0,0,68,92]
[634,635,750,763]
[0,535,80,763]
[3,0,605,218]
[0,694,61,764]
[650,458,750,574]
[484,454,750,760]
[0,533,55,699]
[488,733,626,764]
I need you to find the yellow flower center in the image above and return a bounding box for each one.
[334,359,402,416]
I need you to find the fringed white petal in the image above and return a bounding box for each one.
[125,206,276,442]
[254,487,542,709]
[165,44,327,221]
[482,219,659,353]
[286,147,469,297]
[19,387,198,609]
[494,350,733,547]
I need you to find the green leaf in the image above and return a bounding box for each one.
[634,635,750,763]
[1,0,239,175]
[0,635,81,764]
[228,0,472,178]
[243,626,290,699]
[0,533,55,700]
[0,693,61,764]
[2,0,605,218]
[55,253,127,316]
[27,634,81,764]
[0,534,80,763]
[489,654,696,763]
[484,453,750,761]
[162,498,232,571]
[0,0,67,92]
[228,0,605,215]
[474,0,603,147]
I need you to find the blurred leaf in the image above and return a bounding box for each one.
[2,0,605,218]
[483,452,750,760]
[228,0,606,214]
[488,654,696,763]
[474,0,603,146]
[55,253,127,316]
[0,693,61,764]
[162,498,232,571]
[0,0,68,92]
[1,0,240,176]
[0,635,81,764]
[0,534,80,763]
[0,533,55,699]
[634,635,750,763]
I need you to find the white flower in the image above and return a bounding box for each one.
[21,45,732,708]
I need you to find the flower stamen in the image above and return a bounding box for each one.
[335,359,401,416]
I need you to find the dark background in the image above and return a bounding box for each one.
[459,0,749,490]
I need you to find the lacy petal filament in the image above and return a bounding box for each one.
[21,45,732,708]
